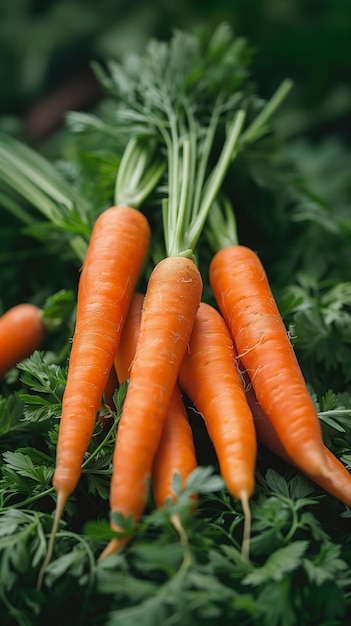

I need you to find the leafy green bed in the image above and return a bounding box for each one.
[1,23,351,626]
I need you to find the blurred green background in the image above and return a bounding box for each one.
[1,0,350,274]
[1,0,350,144]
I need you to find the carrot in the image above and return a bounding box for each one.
[54,206,150,498]
[98,364,119,430]
[209,244,327,479]
[244,375,351,508]
[0,303,45,377]
[178,301,256,559]
[114,292,198,511]
[103,364,119,411]
[36,205,150,589]
[152,384,198,508]
[99,256,202,559]
[113,292,145,384]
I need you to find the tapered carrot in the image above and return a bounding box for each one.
[54,206,150,499]
[114,292,198,511]
[152,384,198,508]
[178,301,256,559]
[0,303,45,377]
[37,205,150,589]
[99,256,202,559]
[209,245,327,479]
[244,375,351,508]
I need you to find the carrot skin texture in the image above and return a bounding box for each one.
[53,206,151,499]
[103,256,202,555]
[245,379,351,508]
[152,382,198,507]
[0,304,45,377]
[178,301,257,502]
[209,245,326,478]
[115,292,198,509]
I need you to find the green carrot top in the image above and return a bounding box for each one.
[94,23,292,259]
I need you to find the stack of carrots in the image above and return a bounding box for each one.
[4,199,350,591]
[0,23,350,588]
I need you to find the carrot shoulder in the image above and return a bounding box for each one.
[0,303,45,377]
[100,256,202,559]
[178,301,256,558]
[209,245,327,479]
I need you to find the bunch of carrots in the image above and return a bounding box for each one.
[1,24,350,589]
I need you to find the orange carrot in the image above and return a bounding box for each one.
[103,364,119,411]
[0,303,45,377]
[209,245,327,479]
[99,255,202,559]
[114,292,198,511]
[53,206,150,499]
[98,364,119,430]
[37,205,150,589]
[152,383,198,509]
[114,292,145,383]
[178,301,256,559]
[244,376,351,507]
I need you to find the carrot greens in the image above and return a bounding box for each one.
[93,24,292,260]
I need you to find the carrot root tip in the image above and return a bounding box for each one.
[98,535,130,561]
[240,490,252,562]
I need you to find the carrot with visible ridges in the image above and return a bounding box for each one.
[178,301,256,559]
[0,303,45,377]
[114,292,198,512]
[244,374,351,508]
[54,206,150,498]
[152,384,198,509]
[209,244,327,479]
[36,205,150,590]
[99,257,202,559]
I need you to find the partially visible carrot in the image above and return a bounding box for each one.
[244,374,351,508]
[209,245,327,479]
[178,301,257,559]
[99,256,202,559]
[0,303,45,377]
[114,292,198,511]
[37,205,150,589]
[98,364,119,429]
[103,364,119,411]
[114,292,145,383]
[152,383,198,509]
